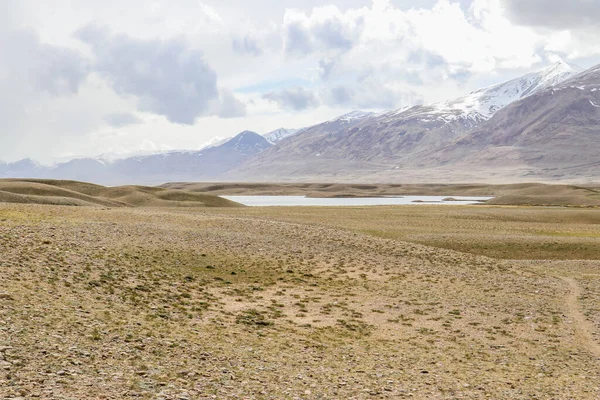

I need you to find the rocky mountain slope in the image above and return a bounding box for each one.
[228,62,583,181]
[227,111,382,180]
[422,64,600,180]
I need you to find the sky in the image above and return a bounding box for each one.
[1,0,600,164]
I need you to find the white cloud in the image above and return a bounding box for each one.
[1,0,600,163]
[76,24,246,124]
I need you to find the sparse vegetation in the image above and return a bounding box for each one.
[0,194,598,399]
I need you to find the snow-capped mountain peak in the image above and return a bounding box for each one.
[377,61,583,127]
[336,110,375,123]
[263,128,300,143]
[443,60,583,120]
[221,131,272,154]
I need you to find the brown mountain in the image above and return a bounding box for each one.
[228,62,585,182]
[425,64,600,181]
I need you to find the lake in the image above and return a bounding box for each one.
[221,195,493,207]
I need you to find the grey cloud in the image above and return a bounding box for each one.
[103,112,143,128]
[0,24,96,162]
[325,80,423,110]
[312,16,362,52]
[408,50,446,69]
[284,22,314,56]
[405,50,473,85]
[232,34,263,56]
[283,11,363,56]
[448,69,473,84]
[217,91,247,118]
[5,30,89,96]
[263,87,321,110]
[502,0,600,31]
[328,86,353,105]
[76,24,220,125]
[319,57,338,80]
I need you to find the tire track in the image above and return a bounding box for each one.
[561,277,600,358]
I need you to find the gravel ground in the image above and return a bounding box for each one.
[0,204,599,399]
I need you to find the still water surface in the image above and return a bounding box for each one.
[221,195,493,207]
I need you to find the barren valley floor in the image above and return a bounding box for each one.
[1,203,599,399]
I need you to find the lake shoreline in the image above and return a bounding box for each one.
[221,195,493,207]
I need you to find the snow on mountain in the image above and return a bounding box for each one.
[228,61,586,181]
[445,60,583,118]
[0,159,45,178]
[263,128,300,143]
[336,110,376,123]
[551,63,600,92]
[380,61,583,127]
[426,61,600,180]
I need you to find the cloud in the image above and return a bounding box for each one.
[3,30,90,96]
[502,0,600,31]
[103,112,143,128]
[263,87,321,110]
[325,78,424,110]
[217,90,247,118]
[283,6,365,56]
[263,76,423,112]
[0,22,102,162]
[407,50,446,69]
[318,57,339,80]
[497,0,600,60]
[232,34,263,56]
[76,24,240,124]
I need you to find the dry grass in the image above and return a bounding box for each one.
[0,201,599,399]
[209,205,600,260]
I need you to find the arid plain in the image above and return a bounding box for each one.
[1,180,599,399]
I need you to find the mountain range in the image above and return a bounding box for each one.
[0,131,273,185]
[2,60,599,184]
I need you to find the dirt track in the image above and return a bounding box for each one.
[561,277,600,358]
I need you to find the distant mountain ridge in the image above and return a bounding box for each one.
[227,61,584,180]
[2,61,599,185]
[418,63,600,180]
[0,131,272,185]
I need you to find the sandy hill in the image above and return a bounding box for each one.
[0,179,243,208]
